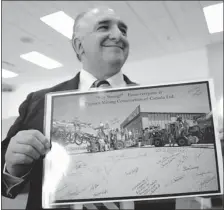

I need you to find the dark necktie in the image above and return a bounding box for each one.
[91,80,111,88]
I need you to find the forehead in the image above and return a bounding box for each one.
[82,8,126,29]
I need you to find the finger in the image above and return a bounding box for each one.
[28,130,51,149]
[11,153,33,165]
[12,143,40,160]
[18,135,46,156]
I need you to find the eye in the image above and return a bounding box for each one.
[119,27,127,36]
[120,28,127,36]
[98,25,109,31]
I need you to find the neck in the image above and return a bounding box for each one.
[82,61,121,80]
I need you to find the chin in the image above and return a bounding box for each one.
[105,56,125,65]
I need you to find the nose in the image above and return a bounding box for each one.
[109,25,122,41]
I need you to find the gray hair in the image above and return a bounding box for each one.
[72,11,88,61]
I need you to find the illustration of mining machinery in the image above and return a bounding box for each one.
[146,115,214,147]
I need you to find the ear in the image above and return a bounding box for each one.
[72,37,84,59]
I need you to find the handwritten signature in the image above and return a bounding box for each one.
[199,176,216,191]
[156,147,188,153]
[165,175,185,187]
[196,171,212,176]
[133,178,160,196]
[90,183,100,191]
[125,167,139,176]
[93,189,108,197]
[157,153,180,168]
[188,86,202,96]
[68,186,89,197]
[196,148,205,159]
[56,183,68,193]
[74,161,87,170]
[177,155,188,167]
[183,165,199,171]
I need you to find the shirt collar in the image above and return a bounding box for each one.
[79,69,126,91]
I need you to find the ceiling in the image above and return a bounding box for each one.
[2,1,223,88]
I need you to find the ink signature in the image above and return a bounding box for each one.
[157,153,180,168]
[196,171,212,176]
[165,175,185,187]
[74,161,87,170]
[125,167,139,176]
[90,183,100,191]
[196,148,205,159]
[199,176,216,190]
[188,86,202,96]
[93,189,108,197]
[133,179,160,196]
[183,165,199,171]
[177,155,188,167]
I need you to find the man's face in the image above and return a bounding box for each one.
[78,8,129,67]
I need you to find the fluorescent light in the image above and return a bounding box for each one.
[2,69,18,78]
[20,51,63,69]
[203,2,223,34]
[40,11,74,39]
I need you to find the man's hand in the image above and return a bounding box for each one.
[5,130,51,177]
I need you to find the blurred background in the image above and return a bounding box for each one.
[1,1,223,209]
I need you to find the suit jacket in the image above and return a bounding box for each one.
[2,72,175,210]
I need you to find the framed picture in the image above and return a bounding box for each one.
[42,79,223,208]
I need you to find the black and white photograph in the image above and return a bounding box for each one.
[1,1,223,210]
[42,80,222,207]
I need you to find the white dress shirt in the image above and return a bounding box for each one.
[79,69,127,91]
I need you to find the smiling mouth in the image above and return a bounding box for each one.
[103,45,123,49]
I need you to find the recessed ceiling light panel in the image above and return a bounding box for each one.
[203,2,223,34]
[40,11,74,39]
[2,69,18,78]
[20,51,63,69]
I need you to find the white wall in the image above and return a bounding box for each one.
[2,92,13,119]
[1,46,217,119]
[2,76,73,119]
[123,47,209,85]
[207,42,223,101]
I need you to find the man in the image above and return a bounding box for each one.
[144,127,150,145]
[97,123,106,152]
[2,6,176,210]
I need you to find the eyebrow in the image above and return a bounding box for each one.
[97,19,128,30]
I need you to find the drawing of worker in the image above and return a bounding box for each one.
[183,119,190,133]
[169,133,175,147]
[120,128,125,141]
[86,140,91,152]
[103,125,110,151]
[128,130,133,140]
[97,123,106,152]
[144,127,150,145]
[104,138,110,151]
[116,128,121,141]
[176,116,183,134]
[108,129,113,142]
[124,128,129,141]
[169,124,176,147]
[137,130,143,147]
[110,129,116,149]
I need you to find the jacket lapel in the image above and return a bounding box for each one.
[123,74,137,85]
